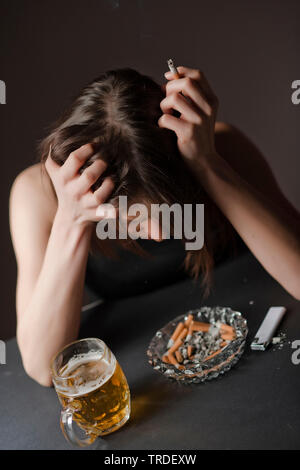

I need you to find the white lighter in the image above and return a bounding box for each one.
[251,306,287,351]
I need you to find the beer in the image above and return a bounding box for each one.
[51,338,130,443]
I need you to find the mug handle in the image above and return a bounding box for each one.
[60,408,97,447]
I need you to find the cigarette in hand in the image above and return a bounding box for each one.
[167,58,180,79]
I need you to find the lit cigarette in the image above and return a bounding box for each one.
[167,58,180,79]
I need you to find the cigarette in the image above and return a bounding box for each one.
[162,354,170,364]
[187,345,194,357]
[168,351,184,369]
[170,321,184,342]
[186,322,194,341]
[221,332,236,341]
[219,323,235,335]
[175,350,183,363]
[177,327,188,342]
[167,58,180,79]
[192,321,210,332]
[204,348,222,362]
[167,322,187,349]
[168,337,183,355]
[184,314,193,328]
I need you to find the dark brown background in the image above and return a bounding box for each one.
[1,0,299,340]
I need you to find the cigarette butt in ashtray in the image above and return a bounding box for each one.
[167,321,185,348]
[168,351,184,370]
[177,327,188,342]
[162,314,237,372]
[162,354,170,364]
[175,350,183,363]
[192,321,210,332]
[204,348,223,362]
[186,322,194,341]
[219,323,235,335]
[184,314,193,328]
[170,321,184,341]
[168,337,183,355]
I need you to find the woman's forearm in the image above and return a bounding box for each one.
[17,211,93,386]
[158,66,300,298]
[195,152,300,299]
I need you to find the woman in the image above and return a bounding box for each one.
[9,65,300,387]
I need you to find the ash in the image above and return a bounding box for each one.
[178,325,227,366]
[271,332,287,350]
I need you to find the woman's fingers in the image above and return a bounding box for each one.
[61,143,95,182]
[160,91,203,124]
[166,66,216,100]
[158,113,191,139]
[177,66,216,101]
[165,77,213,117]
[93,176,115,205]
[165,66,218,113]
[44,145,60,177]
[76,158,108,195]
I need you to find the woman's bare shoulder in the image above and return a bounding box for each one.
[214,121,277,189]
[9,162,57,226]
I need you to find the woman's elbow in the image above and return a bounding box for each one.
[18,340,53,387]
[283,272,300,301]
[17,329,53,387]
[290,286,300,301]
[23,358,53,387]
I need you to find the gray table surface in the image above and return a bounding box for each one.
[1,251,300,450]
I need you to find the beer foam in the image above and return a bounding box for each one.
[58,350,116,397]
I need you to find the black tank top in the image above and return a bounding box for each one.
[84,233,248,300]
[84,238,188,299]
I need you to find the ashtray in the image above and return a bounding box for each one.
[147,306,248,384]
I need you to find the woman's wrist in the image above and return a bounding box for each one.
[190,152,225,183]
[52,208,94,252]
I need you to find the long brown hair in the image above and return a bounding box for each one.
[38,67,235,294]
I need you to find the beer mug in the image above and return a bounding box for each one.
[51,338,130,446]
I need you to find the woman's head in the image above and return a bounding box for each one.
[39,67,230,292]
[40,68,197,203]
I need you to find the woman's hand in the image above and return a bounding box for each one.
[45,143,115,228]
[158,66,219,171]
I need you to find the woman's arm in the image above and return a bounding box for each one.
[159,66,300,300]
[195,147,300,299]
[9,144,114,386]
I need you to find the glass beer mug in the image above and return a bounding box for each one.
[51,338,130,446]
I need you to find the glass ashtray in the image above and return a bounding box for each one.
[147,306,248,384]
